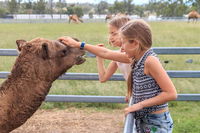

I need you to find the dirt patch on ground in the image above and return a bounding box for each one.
[11,108,125,133]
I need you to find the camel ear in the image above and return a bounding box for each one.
[41,43,49,60]
[16,40,26,51]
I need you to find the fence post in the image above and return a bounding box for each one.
[123,97,136,133]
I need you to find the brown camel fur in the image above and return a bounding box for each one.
[188,11,200,23]
[0,38,85,133]
[68,14,83,23]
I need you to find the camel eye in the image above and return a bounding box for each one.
[26,45,32,49]
[60,49,68,57]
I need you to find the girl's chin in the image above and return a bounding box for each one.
[125,53,132,58]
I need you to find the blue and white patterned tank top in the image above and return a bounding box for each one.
[131,48,168,119]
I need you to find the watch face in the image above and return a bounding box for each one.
[80,42,85,50]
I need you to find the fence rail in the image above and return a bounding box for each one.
[1,47,200,133]
[1,47,200,56]
[44,94,200,102]
[1,71,200,80]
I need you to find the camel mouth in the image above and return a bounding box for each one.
[75,55,86,65]
[75,50,86,65]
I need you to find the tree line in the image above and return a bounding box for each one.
[0,0,199,18]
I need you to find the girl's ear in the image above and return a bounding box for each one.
[134,39,140,46]
[129,39,139,46]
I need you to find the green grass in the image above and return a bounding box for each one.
[0,21,200,132]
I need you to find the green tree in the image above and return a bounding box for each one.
[188,0,200,12]
[97,1,109,14]
[108,6,115,14]
[113,1,126,14]
[74,6,84,17]
[24,0,33,13]
[33,0,46,14]
[56,0,66,19]
[66,5,83,18]
[123,0,133,14]
[49,0,53,19]
[108,0,134,14]
[134,5,145,17]
[146,0,188,17]
[0,8,6,18]
[66,6,75,15]
[7,0,18,14]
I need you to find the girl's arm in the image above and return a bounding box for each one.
[125,56,177,115]
[58,36,131,63]
[97,56,118,82]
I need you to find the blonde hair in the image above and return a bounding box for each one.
[120,19,152,99]
[109,16,130,29]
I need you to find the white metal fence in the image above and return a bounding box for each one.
[1,47,200,133]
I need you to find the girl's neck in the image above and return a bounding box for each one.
[134,49,149,61]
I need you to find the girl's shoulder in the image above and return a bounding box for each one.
[145,55,160,67]
[144,55,163,75]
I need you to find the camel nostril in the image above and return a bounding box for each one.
[63,49,67,54]
[62,49,68,56]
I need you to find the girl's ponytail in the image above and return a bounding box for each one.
[126,59,136,101]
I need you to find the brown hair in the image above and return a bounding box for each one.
[120,19,152,99]
[109,16,131,29]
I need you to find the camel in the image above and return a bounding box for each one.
[105,13,128,22]
[0,38,85,133]
[68,14,83,23]
[188,11,200,23]
[105,14,114,22]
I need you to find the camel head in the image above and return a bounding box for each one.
[15,38,86,81]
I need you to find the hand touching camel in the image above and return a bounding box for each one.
[58,36,81,48]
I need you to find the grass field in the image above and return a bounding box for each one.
[0,21,200,132]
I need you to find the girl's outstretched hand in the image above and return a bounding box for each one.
[58,36,80,48]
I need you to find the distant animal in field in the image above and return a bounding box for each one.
[105,13,128,22]
[68,14,83,23]
[0,38,85,133]
[105,14,114,22]
[187,11,200,23]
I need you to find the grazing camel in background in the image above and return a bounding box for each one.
[105,13,128,22]
[0,38,85,133]
[68,14,83,23]
[188,11,200,23]
[105,14,114,22]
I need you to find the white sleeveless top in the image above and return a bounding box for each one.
[115,61,131,81]
[114,48,131,81]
